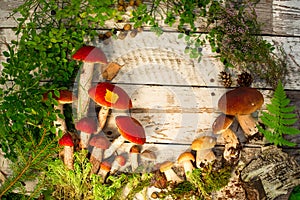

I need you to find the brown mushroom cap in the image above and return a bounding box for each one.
[89,135,110,149]
[191,136,216,151]
[177,152,195,163]
[88,82,132,110]
[75,117,97,134]
[212,114,234,134]
[218,87,264,115]
[72,46,108,64]
[159,161,174,173]
[43,90,77,104]
[100,161,111,172]
[115,116,146,145]
[141,149,156,161]
[130,145,141,154]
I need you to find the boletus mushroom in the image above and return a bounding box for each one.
[103,116,146,159]
[218,87,264,137]
[59,133,74,170]
[88,82,132,132]
[75,117,97,149]
[72,46,108,118]
[191,136,216,168]
[159,161,183,184]
[89,135,110,174]
[177,152,195,178]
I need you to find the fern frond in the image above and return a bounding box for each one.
[258,80,299,147]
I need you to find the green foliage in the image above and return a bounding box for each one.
[258,81,300,146]
[187,165,232,198]
[131,0,288,88]
[289,185,300,200]
[45,150,153,200]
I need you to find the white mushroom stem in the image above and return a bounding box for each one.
[195,149,216,168]
[54,104,67,136]
[130,153,139,172]
[77,62,94,119]
[164,169,183,183]
[98,106,110,132]
[64,146,74,170]
[98,162,111,182]
[90,148,105,174]
[182,161,195,175]
[80,132,91,149]
[103,136,125,159]
[236,114,258,137]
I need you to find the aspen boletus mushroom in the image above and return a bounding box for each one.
[103,116,146,159]
[88,82,132,132]
[75,117,97,149]
[43,90,76,136]
[110,155,127,174]
[191,136,216,168]
[98,161,111,182]
[89,135,110,174]
[72,46,108,118]
[59,133,74,170]
[177,152,195,177]
[159,161,183,184]
[212,114,240,162]
[218,87,264,137]
[129,145,141,172]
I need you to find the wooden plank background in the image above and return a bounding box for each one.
[1,0,300,199]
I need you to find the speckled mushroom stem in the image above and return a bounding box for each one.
[90,148,105,174]
[77,62,94,119]
[98,106,110,132]
[195,149,215,168]
[80,132,91,149]
[236,114,258,137]
[54,104,67,136]
[64,146,74,170]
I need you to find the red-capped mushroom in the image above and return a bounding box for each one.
[89,135,110,174]
[129,145,141,172]
[43,90,76,136]
[98,161,111,182]
[110,155,126,174]
[72,46,108,118]
[88,82,132,132]
[218,87,264,137]
[159,161,183,183]
[59,133,74,170]
[75,117,97,149]
[103,116,146,159]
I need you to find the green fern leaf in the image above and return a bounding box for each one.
[258,80,300,147]
[279,126,300,135]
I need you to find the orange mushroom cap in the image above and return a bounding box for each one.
[72,46,108,64]
[59,133,74,146]
[115,116,146,145]
[88,82,132,110]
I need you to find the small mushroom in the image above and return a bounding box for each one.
[191,136,216,168]
[72,46,108,119]
[58,133,74,170]
[177,152,195,177]
[43,90,76,136]
[218,87,264,137]
[88,82,132,132]
[103,116,146,159]
[75,117,97,149]
[98,161,111,182]
[140,149,156,172]
[129,145,141,172]
[110,155,126,174]
[89,135,110,174]
[159,161,183,184]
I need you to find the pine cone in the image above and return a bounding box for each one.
[237,71,253,87]
[219,71,232,88]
